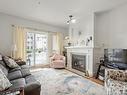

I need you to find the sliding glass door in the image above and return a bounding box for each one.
[26,32,48,66]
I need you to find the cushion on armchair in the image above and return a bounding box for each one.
[105,69,127,82]
[106,79,127,95]
[105,69,127,95]
[53,54,64,60]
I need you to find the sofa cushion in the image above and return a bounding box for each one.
[7,70,22,80]
[3,56,19,68]
[9,66,21,73]
[0,69,12,91]
[52,60,64,63]
[21,65,30,69]
[25,75,37,84]
[10,78,26,89]
[21,69,31,77]
[0,64,8,76]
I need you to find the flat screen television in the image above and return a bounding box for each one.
[104,49,127,70]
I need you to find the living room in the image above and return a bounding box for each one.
[0,0,127,95]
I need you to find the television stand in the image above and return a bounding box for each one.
[96,63,105,80]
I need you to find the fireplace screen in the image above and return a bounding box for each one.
[72,54,86,72]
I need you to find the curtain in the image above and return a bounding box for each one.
[12,26,26,60]
[56,32,63,55]
[47,33,52,62]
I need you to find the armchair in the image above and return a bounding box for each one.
[105,69,127,95]
[50,54,65,68]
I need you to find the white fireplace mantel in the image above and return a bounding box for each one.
[65,46,94,77]
[65,46,94,49]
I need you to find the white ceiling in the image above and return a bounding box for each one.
[0,0,127,28]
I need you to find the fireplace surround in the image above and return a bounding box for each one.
[65,46,96,77]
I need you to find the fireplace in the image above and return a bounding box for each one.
[72,54,86,73]
[66,47,94,77]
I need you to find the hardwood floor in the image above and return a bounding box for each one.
[88,77,104,86]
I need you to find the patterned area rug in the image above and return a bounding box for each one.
[31,68,105,95]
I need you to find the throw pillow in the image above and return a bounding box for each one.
[0,69,12,91]
[0,64,8,76]
[3,56,19,68]
[0,54,2,60]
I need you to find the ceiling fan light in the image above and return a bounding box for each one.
[65,36,69,40]
[71,19,76,23]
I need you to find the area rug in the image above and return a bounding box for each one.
[31,68,105,95]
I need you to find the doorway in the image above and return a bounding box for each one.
[26,32,48,66]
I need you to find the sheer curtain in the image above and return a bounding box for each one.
[12,26,26,60]
[56,32,63,55]
[49,32,63,55]
[12,25,64,61]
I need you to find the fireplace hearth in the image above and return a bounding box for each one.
[72,54,86,73]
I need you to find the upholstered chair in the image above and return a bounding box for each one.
[105,69,127,95]
[50,54,65,68]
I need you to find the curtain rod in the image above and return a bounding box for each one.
[11,24,56,34]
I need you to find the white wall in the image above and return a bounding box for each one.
[0,13,68,55]
[69,14,94,47]
[94,3,127,49]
